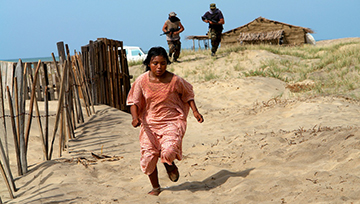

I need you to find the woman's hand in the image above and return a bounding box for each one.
[193,111,204,123]
[132,117,141,127]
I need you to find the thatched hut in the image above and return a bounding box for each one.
[221,17,314,46]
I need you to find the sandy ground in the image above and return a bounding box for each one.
[1,38,360,203]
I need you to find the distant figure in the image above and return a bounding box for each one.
[127,46,204,196]
[201,3,225,56]
[162,12,184,62]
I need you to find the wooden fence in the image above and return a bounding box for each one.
[0,38,131,201]
[81,38,131,112]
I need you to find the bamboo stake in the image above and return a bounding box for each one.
[64,57,75,139]
[65,47,76,131]
[73,54,90,116]
[73,57,90,117]
[58,109,63,157]
[0,160,14,199]
[14,76,27,174]
[75,53,95,114]
[51,52,61,80]
[49,61,68,160]
[27,68,47,160]
[0,70,8,160]
[14,77,27,175]
[14,77,20,153]
[0,139,16,193]
[44,86,49,159]
[24,60,41,151]
[6,86,22,176]
[70,62,84,123]
[0,65,16,194]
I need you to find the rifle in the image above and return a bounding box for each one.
[160,27,180,36]
[201,16,218,24]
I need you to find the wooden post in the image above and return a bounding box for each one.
[6,86,21,176]
[49,61,68,159]
[24,61,41,152]
[0,70,8,160]
[15,60,27,174]
[89,41,96,105]
[26,66,47,160]
[44,86,49,160]
[75,54,95,114]
[72,57,90,117]
[0,160,14,199]
[0,72,16,193]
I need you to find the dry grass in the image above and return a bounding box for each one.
[129,38,360,100]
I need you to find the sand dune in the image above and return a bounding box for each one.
[1,38,360,203]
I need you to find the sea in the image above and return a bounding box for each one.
[0,56,59,63]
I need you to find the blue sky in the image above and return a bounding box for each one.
[0,0,359,60]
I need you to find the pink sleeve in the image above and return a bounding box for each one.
[176,76,195,103]
[126,78,145,108]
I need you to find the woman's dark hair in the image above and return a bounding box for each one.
[143,46,171,71]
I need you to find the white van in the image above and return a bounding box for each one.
[119,46,147,62]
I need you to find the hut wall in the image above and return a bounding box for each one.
[221,20,307,46]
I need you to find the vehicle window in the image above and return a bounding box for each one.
[131,49,141,56]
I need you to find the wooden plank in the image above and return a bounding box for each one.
[105,40,114,107]
[120,41,131,113]
[0,64,9,159]
[51,53,61,100]
[111,41,120,109]
[5,63,14,99]
[99,42,108,105]
[118,44,125,110]
[94,43,102,104]
[57,41,66,65]
[14,60,27,175]
[13,77,21,171]
[0,69,16,193]
[38,62,46,101]
[89,41,96,105]
[23,63,31,100]
[34,62,42,101]
[45,62,55,100]
[94,42,100,105]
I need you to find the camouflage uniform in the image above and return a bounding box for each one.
[208,28,222,54]
[164,13,183,62]
[202,4,224,55]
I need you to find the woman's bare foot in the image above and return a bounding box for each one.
[148,187,161,196]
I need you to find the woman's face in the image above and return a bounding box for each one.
[149,55,167,77]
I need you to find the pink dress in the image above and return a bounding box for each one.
[126,72,194,175]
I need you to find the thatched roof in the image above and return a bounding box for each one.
[223,17,314,35]
[238,30,284,42]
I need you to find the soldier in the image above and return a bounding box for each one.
[202,3,225,56]
[162,12,185,62]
